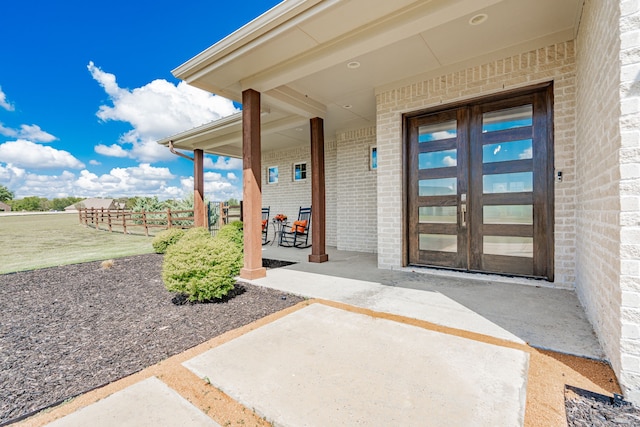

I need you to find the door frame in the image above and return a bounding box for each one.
[402,82,555,280]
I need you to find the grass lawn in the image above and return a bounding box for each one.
[0,213,155,274]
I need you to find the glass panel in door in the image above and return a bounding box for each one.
[475,101,537,275]
[407,86,553,279]
[408,109,465,269]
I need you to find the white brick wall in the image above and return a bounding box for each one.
[619,0,640,404]
[575,0,625,397]
[261,128,377,253]
[262,141,337,247]
[376,41,577,289]
[567,0,640,405]
[336,127,378,252]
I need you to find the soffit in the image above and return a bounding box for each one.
[167,0,582,156]
[158,110,310,156]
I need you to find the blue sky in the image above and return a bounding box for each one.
[0,0,280,201]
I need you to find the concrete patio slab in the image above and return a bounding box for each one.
[260,246,605,360]
[184,304,529,427]
[45,376,220,427]
[254,268,525,343]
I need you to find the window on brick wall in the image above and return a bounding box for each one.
[293,162,307,181]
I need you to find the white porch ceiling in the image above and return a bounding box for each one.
[161,0,582,156]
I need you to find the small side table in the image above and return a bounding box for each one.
[271,219,289,246]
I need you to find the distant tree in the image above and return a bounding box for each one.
[50,196,83,211]
[12,196,47,211]
[125,196,140,210]
[0,185,14,202]
[132,196,164,212]
[226,197,239,206]
[132,196,166,225]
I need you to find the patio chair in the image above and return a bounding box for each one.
[262,207,270,245]
[279,206,311,248]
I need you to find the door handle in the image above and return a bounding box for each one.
[460,204,467,227]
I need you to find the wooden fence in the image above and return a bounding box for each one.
[78,208,195,236]
[209,201,243,235]
[78,202,243,236]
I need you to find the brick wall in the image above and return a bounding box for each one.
[575,0,624,397]
[619,0,640,403]
[261,128,377,252]
[376,41,577,289]
[336,127,377,252]
[575,0,640,405]
[619,0,640,404]
[262,140,337,247]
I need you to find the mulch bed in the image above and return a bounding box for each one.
[0,254,303,425]
[565,386,640,426]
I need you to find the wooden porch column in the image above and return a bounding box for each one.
[240,89,266,279]
[309,117,329,263]
[193,149,206,227]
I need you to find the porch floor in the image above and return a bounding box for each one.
[261,245,604,360]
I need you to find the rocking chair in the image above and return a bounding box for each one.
[279,206,311,248]
[262,207,270,245]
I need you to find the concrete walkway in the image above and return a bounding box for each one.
[19,247,613,427]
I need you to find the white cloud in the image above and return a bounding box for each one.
[493,145,502,156]
[207,156,242,170]
[6,163,181,199]
[181,173,242,202]
[0,164,79,199]
[442,156,456,167]
[17,124,57,143]
[89,160,101,166]
[226,172,237,180]
[74,163,176,197]
[0,123,17,137]
[0,163,26,190]
[427,130,455,141]
[0,123,57,142]
[519,147,533,159]
[90,164,179,198]
[3,160,242,201]
[0,86,14,111]
[95,143,129,157]
[0,139,84,169]
[88,62,240,163]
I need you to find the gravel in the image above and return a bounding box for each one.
[0,254,303,425]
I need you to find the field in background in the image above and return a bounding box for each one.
[0,213,154,274]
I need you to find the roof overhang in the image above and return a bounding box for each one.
[162,0,583,156]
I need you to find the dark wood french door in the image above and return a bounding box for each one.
[407,85,554,279]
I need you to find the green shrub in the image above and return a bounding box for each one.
[214,220,243,246]
[152,228,187,254]
[162,225,243,302]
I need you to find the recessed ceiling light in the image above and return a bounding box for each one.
[347,61,360,69]
[295,128,303,131]
[343,104,353,109]
[469,13,488,25]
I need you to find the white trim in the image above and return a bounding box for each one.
[293,162,308,182]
